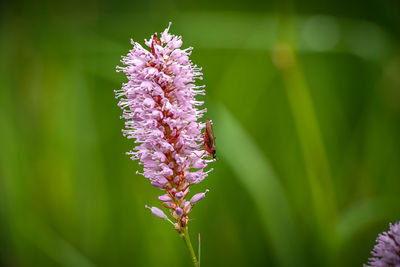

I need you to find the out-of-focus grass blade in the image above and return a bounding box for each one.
[276,45,337,243]
[273,15,337,261]
[215,104,305,267]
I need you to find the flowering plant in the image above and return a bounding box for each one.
[115,23,214,266]
[365,221,400,267]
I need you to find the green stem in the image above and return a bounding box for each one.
[181,226,198,267]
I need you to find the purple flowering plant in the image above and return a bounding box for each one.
[115,23,214,266]
[365,221,400,267]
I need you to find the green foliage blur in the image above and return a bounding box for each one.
[1,0,400,266]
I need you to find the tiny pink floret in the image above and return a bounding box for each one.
[190,189,209,204]
[145,205,168,220]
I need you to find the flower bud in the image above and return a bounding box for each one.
[158,194,172,202]
[145,205,168,220]
[175,191,184,199]
[190,189,209,204]
[175,207,183,217]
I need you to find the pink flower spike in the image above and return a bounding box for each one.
[116,23,215,233]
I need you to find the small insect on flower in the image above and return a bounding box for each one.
[204,120,216,159]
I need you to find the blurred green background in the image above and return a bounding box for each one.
[1,0,400,266]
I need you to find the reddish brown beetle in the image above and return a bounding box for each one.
[204,120,216,159]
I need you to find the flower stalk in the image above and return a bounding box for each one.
[181,226,198,267]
